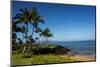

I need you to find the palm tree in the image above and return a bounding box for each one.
[30,7,44,41]
[13,8,31,44]
[13,8,32,55]
[13,7,46,55]
[26,35,34,54]
[40,28,53,45]
[13,24,27,54]
[34,27,42,44]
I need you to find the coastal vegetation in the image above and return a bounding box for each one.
[12,7,73,65]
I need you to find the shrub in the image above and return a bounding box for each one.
[30,45,70,55]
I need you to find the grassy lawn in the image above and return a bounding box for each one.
[12,54,76,65]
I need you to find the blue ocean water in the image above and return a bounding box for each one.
[49,40,96,54]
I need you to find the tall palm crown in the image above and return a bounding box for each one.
[30,7,44,28]
[13,8,31,24]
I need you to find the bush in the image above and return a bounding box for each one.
[30,45,70,55]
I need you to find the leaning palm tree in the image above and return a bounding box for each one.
[13,8,32,55]
[13,24,27,54]
[40,28,53,45]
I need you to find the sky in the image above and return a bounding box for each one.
[12,1,96,41]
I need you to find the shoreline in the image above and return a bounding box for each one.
[63,53,96,61]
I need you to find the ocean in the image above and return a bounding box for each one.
[49,40,96,55]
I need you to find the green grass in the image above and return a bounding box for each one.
[12,44,73,66]
[12,54,76,65]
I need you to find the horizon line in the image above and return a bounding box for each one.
[48,39,95,42]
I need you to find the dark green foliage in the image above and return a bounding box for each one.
[30,45,70,55]
[12,7,56,56]
[52,45,70,55]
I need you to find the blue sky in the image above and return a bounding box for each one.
[12,1,96,41]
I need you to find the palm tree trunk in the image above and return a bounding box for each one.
[22,22,28,55]
[21,33,26,55]
[32,27,34,37]
[32,26,34,44]
[22,33,24,45]
[26,22,30,54]
[26,22,28,44]
[22,45,26,55]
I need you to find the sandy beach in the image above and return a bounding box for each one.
[63,54,96,62]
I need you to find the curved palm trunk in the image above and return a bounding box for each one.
[26,22,31,54]
[21,45,26,55]
[21,33,26,55]
[22,22,28,55]
[25,24,34,55]
[26,22,28,44]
